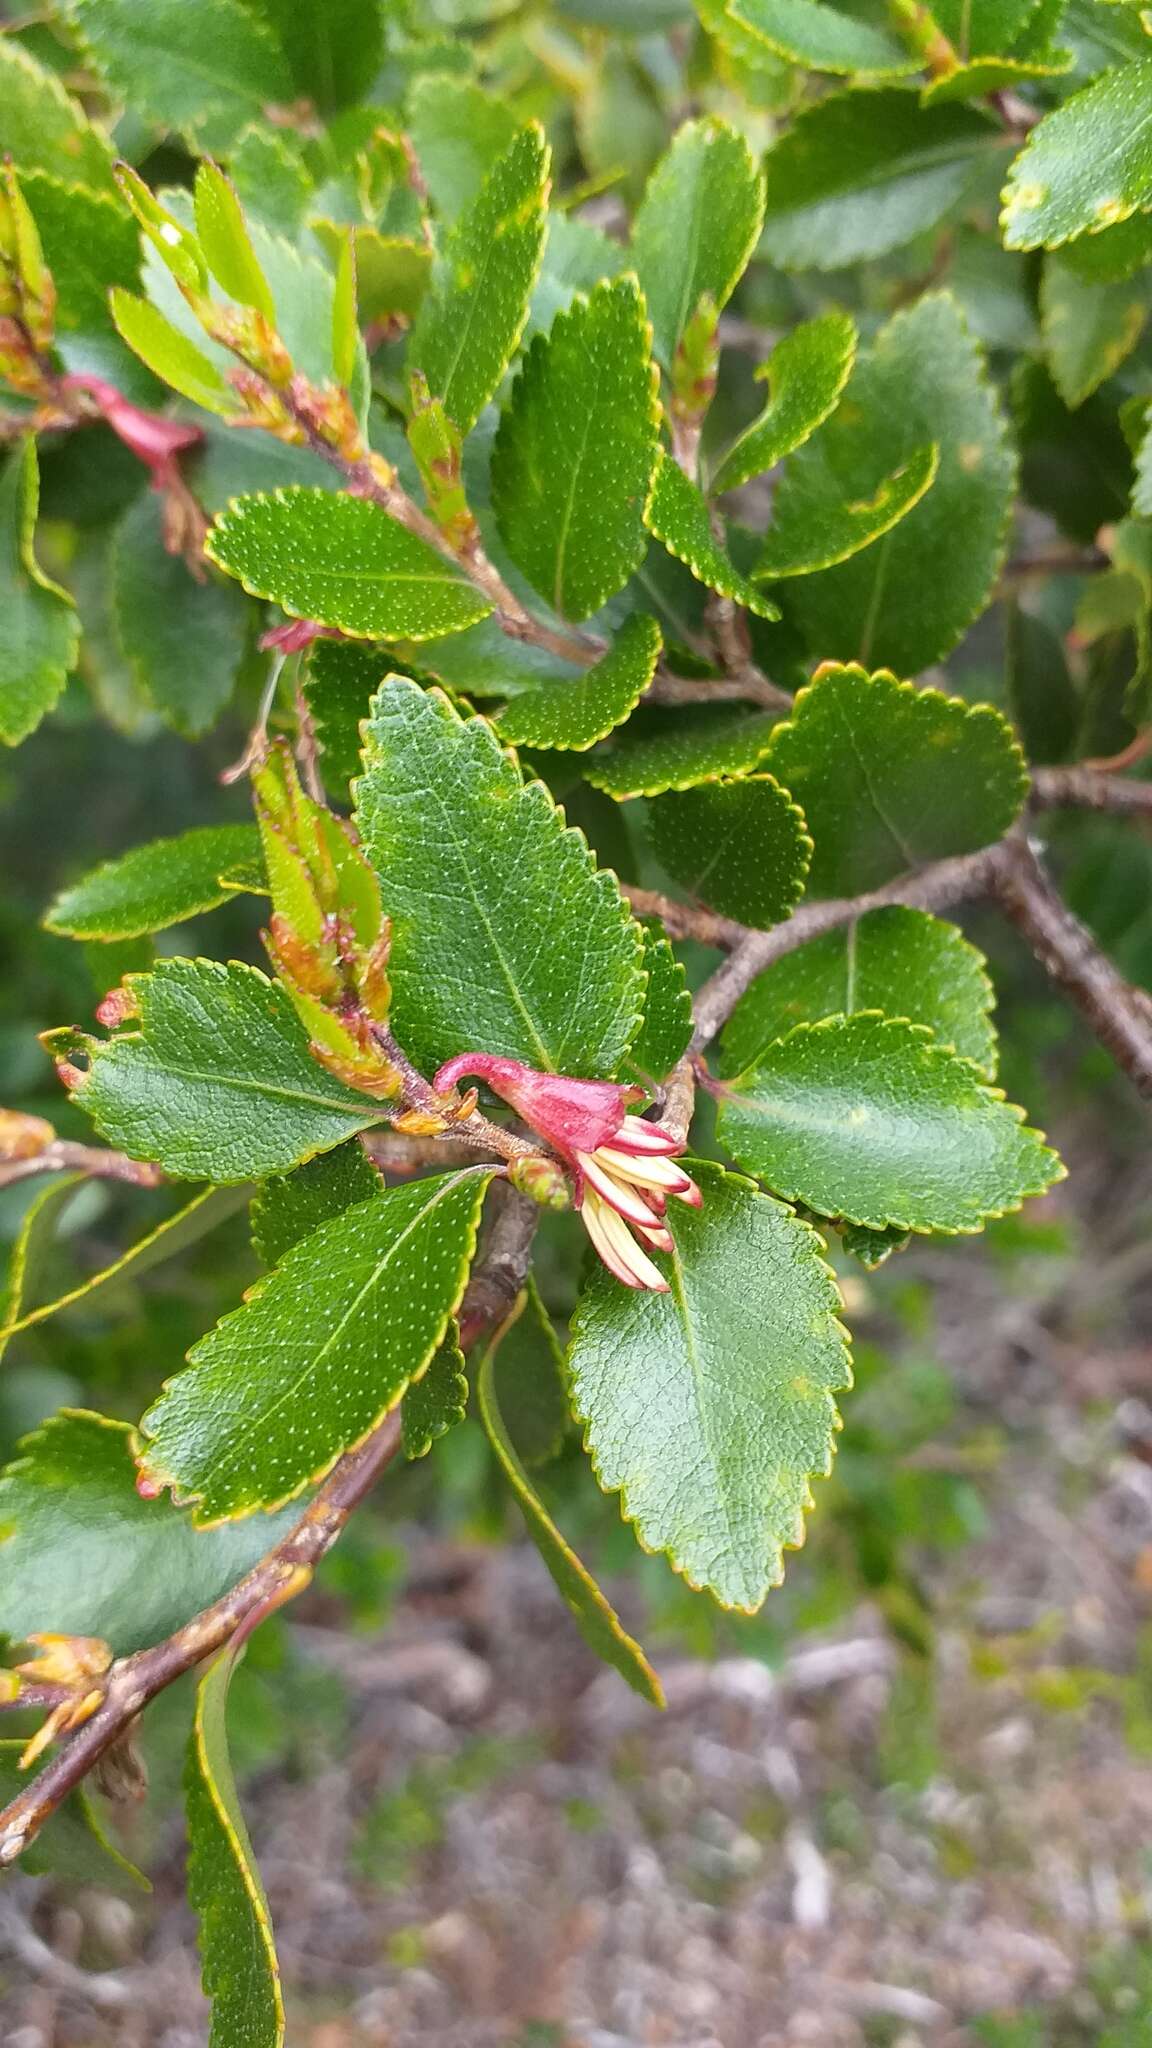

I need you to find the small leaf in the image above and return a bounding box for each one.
[1005,602,1081,765]
[331,227,359,390]
[0,1176,86,1360]
[760,92,995,271]
[755,443,939,579]
[0,440,79,748]
[408,73,520,222]
[185,1646,284,2048]
[58,957,383,1182]
[113,496,251,736]
[45,824,263,940]
[302,638,388,796]
[648,775,812,927]
[20,173,140,337]
[625,924,693,1084]
[1040,255,1149,409]
[584,706,778,799]
[710,311,858,494]
[240,0,384,112]
[491,276,661,623]
[408,122,550,437]
[0,36,114,189]
[140,1170,493,1519]
[1001,59,1152,252]
[568,1161,851,1612]
[71,0,294,153]
[193,161,275,319]
[206,488,491,641]
[355,678,645,1077]
[631,117,765,365]
[763,663,1028,896]
[646,452,781,616]
[230,125,313,235]
[250,1141,383,1267]
[720,906,998,1077]
[479,1299,663,1702]
[838,1220,910,1269]
[110,287,236,415]
[1,1187,248,1345]
[774,294,1017,674]
[311,225,430,325]
[0,1741,146,1890]
[478,1274,571,1469]
[0,1412,297,1656]
[496,614,662,751]
[730,0,921,75]
[402,1330,468,1460]
[718,1015,1063,1232]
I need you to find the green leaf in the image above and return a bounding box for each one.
[1060,210,1152,284]
[646,453,781,616]
[185,1646,284,2048]
[729,0,921,75]
[625,925,693,1085]
[837,1220,910,1268]
[45,824,263,940]
[1040,255,1149,408]
[717,1014,1064,1233]
[0,1176,86,1358]
[1005,601,1081,765]
[756,442,939,580]
[584,705,779,799]
[0,37,114,189]
[1,1187,248,1344]
[206,488,491,641]
[631,117,765,365]
[1001,58,1152,252]
[241,0,384,111]
[568,1161,851,1612]
[112,497,251,736]
[760,92,995,271]
[408,73,520,222]
[302,638,387,795]
[71,0,294,153]
[355,678,645,1076]
[0,1411,297,1656]
[922,48,1075,109]
[250,1141,383,1267]
[229,124,313,235]
[20,173,140,336]
[528,210,626,336]
[477,1274,570,1469]
[764,664,1028,896]
[710,311,858,494]
[59,958,382,1182]
[110,287,237,415]
[140,1170,493,1519]
[0,440,79,748]
[720,906,998,1077]
[495,614,662,750]
[774,294,1017,674]
[311,222,432,325]
[193,161,275,320]
[402,1330,468,1460]
[478,1299,663,1702]
[408,122,550,437]
[648,774,812,927]
[1135,422,1152,520]
[491,276,661,623]
[0,1741,147,1890]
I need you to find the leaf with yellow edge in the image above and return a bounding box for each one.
[479,1295,663,1703]
[185,1644,284,2048]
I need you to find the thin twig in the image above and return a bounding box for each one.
[0,1141,164,1193]
[1032,765,1152,817]
[990,837,1152,1098]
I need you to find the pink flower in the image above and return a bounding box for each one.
[434,1054,701,1293]
[60,373,201,489]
